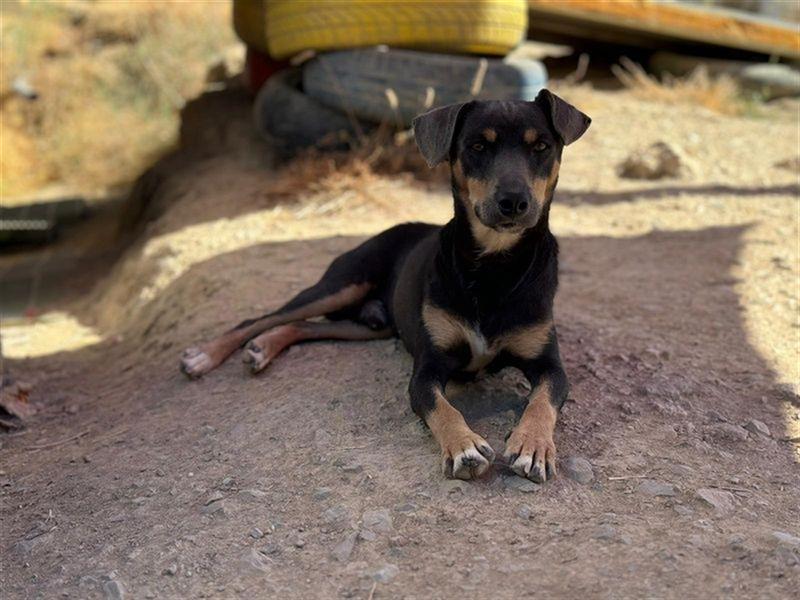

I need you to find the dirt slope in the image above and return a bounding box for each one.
[1,86,798,599]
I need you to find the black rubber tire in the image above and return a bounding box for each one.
[253,69,372,155]
[302,48,548,126]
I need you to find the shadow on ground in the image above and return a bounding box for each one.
[2,223,798,598]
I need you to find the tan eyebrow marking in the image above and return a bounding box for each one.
[482,128,497,142]
[524,129,538,144]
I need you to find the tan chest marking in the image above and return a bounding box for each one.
[423,304,553,369]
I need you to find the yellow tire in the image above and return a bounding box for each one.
[234,0,528,59]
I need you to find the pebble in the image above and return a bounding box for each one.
[372,564,399,583]
[331,533,357,562]
[293,538,306,549]
[516,505,534,520]
[258,541,281,555]
[103,578,125,600]
[395,502,416,514]
[240,488,266,499]
[204,491,225,505]
[705,423,748,443]
[743,419,771,437]
[312,487,332,501]
[696,488,736,514]
[249,528,264,539]
[773,531,800,547]
[638,480,677,497]
[592,523,617,541]
[201,500,231,516]
[322,505,349,525]
[163,564,178,576]
[362,509,392,533]
[358,529,377,542]
[502,476,541,493]
[562,456,594,484]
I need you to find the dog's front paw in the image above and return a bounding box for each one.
[441,431,495,480]
[504,427,556,483]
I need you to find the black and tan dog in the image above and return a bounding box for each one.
[180,90,591,482]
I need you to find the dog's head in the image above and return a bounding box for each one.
[413,91,590,237]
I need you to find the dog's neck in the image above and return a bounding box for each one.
[436,186,557,312]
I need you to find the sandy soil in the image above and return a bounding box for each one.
[1,84,799,599]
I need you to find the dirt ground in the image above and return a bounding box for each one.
[1,83,799,599]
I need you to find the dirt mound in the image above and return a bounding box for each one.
[1,86,798,598]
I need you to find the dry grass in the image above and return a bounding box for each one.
[1,0,236,198]
[612,56,744,115]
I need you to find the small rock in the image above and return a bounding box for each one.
[743,419,771,437]
[395,502,416,514]
[706,410,727,423]
[322,505,349,525]
[343,464,364,474]
[201,499,231,516]
[516,505,534,520]
[372,564,399,583]
[362,509,392,534]
[593,523,617,541]
[258,542,281,555]
[293,538,306,549]
[638,480,677,497]
[673,505,693,517]
[503,476,541,493]
[312,487,332,501]
[562,456,594,484]
[240,488,266,499]
[249,527,264,539]
[704,423,748,444]
[618,142,684,180]
[220,477,235,489]
[103,577,125,600]
[358,529,377,542]
[773,531,800,548]
[331,533,357,562]
[697,488,736,514]
[162,564,178,576]
[204,491,224,506]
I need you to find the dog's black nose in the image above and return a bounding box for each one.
[497,193,529,217]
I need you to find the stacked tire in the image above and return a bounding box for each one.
[238,0,548,152]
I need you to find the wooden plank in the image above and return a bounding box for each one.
[528,0,800,59]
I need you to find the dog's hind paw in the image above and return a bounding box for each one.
[180,347,216,379]
[242,340,271,374]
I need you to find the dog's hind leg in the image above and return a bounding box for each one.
[242,320,391,374]
[180,280,373,379]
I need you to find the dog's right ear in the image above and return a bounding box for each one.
[412,102,471,168]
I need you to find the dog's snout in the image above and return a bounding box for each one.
[497,192,530,218]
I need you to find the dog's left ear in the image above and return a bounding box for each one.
[534,89,591,146]
[412,102,472,168]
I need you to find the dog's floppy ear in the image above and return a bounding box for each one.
[412,102,471,168]
[534,89,591,146]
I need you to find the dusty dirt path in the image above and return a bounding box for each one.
[2,86,799,599]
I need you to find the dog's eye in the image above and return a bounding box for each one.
[533,141,549,152]
[471,143,484,152]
